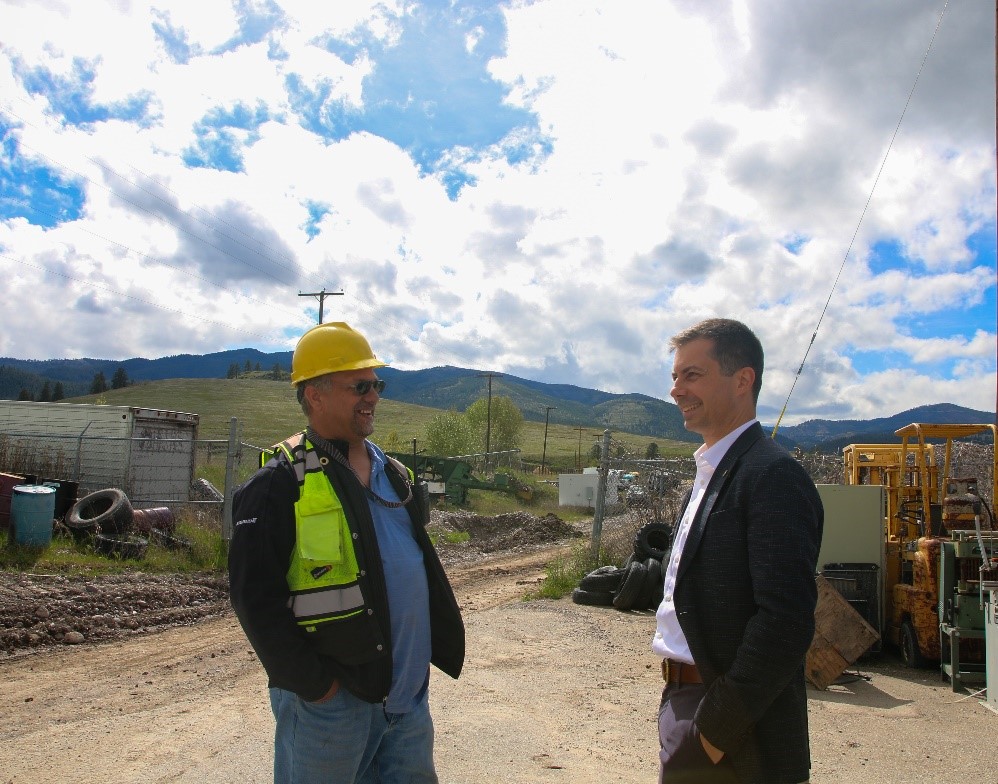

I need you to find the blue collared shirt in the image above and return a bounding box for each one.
[367,442,432,712]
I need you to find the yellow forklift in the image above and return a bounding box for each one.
[843,423,998,687]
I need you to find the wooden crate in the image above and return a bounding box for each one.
[806,574,881,690]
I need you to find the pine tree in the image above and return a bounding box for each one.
[52,382,65,401]
[17,387,33,401]
[39,381,52,402]
[111,366,129,389]
[90,372,108,394]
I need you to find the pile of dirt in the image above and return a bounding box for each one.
[0,572,229,656]
[429,510,584,554]
[0,510,583,657]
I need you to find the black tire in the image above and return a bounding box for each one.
[900,619,927,668]
[612,560,647,611]
[633,522,672,561]
[571,587,615,607]
[93,533,148,560]
[579,565,626,593]
[640,557,664,609]
[64,515,100,542]
[67,489,133,536]
[149,527,194,552]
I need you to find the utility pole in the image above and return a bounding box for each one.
[574,425,585,471]
[299,288,343,324]
[541,406,557,475]
[477,372,501,470]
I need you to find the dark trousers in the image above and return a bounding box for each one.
[658,683,739,784]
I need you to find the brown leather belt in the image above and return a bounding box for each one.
[661,658,703,685]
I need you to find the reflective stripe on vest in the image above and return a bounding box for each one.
[269,433,365,630]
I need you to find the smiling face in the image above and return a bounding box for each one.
[304,370,381,445]
[670,337,757,448]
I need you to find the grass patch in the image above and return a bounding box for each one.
[68,379,696,467]
[441,531,470,544]
[522,541,617,600]
[523,505,642,601]
[454,472,593,523]
[0,509,226,576]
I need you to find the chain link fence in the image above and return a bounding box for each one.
[583,429,996,564]
[0,417,248,536]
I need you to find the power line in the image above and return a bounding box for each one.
[0,109,467,364]
[300,288,344,324]
[4,104,315,290]
[13,203,307,322]
[0,104,503,371]
[0,252,280,341]
[477,372,502,462]
[771,0,951,437]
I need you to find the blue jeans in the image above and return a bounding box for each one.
[270,686,438,784]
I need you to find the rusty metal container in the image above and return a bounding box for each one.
[0,472,26,529]
[131,506,176,535]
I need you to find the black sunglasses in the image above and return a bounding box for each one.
[340,379,386,396]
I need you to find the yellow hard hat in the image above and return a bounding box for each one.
[290,322,387,385]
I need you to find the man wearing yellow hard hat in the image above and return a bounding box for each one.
[229,322,465,784]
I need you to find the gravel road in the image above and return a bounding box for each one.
[0,513,995,783]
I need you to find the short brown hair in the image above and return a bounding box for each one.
[669,318,764,402]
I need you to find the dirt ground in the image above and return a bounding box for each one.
[0,510,995,784]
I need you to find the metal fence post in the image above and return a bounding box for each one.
[590,429,612,561]
[222,417,238,543]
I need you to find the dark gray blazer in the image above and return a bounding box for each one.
[674,422,823,784]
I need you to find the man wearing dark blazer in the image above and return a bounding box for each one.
[652,318,823,784]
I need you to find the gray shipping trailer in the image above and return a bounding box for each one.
[0,401,199,507]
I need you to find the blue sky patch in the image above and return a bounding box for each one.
[181,102,270,172]
[286,2,544,198]
[967,222,997,269]
[302,200,331,240]
[781,234,808,254]
[14,56,153,128]
[0,119,84,226]
[152,9,197,65]
[848,347,921,375]
[867,239,907,275]
[210,0,286,56]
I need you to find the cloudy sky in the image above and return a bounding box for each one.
[0,0,994,425]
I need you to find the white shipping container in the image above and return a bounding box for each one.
[0,401,199,506]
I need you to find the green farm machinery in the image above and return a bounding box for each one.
[387,453,533,506]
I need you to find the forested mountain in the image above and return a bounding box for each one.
[1,352,992,451]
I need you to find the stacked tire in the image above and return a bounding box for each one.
[65,488,148,560]
[571,521,672,611]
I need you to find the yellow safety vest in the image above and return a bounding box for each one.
[261,433,417,634]
[264,433,365,632]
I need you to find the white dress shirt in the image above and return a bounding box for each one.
[651,420,757,662]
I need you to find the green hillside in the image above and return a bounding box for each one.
[68,378,694,471]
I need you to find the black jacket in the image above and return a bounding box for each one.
[228,438,465,703]
[674,422,823,784]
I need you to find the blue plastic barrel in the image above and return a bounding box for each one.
[11,485,56,548]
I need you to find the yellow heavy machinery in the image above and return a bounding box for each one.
[843,423,998,687]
